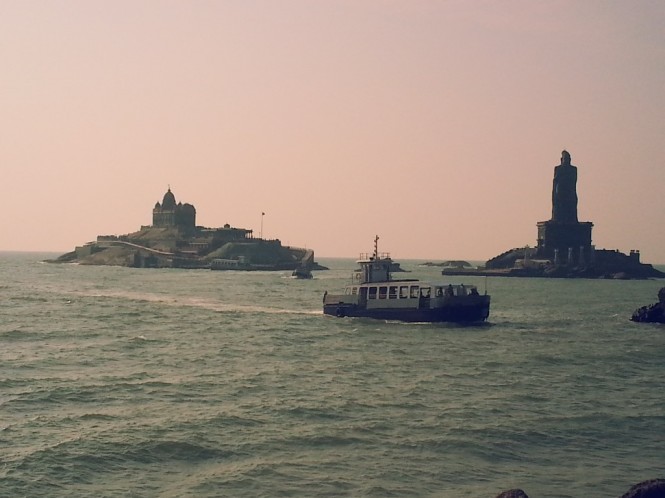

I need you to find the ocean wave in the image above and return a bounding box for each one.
[3,254,665,497]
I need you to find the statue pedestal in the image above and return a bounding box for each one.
[536,220,593,265]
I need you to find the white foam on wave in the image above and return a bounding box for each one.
[60,288,322,316]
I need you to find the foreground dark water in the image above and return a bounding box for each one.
[1,253,664,497]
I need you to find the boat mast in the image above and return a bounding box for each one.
[373,235,379,260]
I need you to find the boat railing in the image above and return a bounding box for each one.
[359,252,391,260]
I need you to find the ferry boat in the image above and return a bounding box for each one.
[323,237,490,323]
[210,258,251,270]
[292,266,313,279]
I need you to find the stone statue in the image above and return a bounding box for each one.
[551,150,578,223]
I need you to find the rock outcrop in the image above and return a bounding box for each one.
[631,287,665,323]
[495,489,529,498]
[491,479,665,498]
[620,478,665,498]
[479,247,665,280]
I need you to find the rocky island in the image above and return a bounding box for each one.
[443,151,664,280]
[49,187,325,271]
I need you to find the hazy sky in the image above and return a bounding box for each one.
[2,1,664,262]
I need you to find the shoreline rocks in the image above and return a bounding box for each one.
[492,479,665,498]
[631,287,665,323]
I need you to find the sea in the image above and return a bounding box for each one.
[1,252,664,498]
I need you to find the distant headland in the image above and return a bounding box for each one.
[443,150,664,280]
[48,188,325,271]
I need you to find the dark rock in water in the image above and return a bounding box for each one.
[420,261,471,268]
[631,287,665,323]
[490,479,665,498]
[442,260,472,268]
[632,304,665,323]
[494,489,529,498]
[620,478,665,498]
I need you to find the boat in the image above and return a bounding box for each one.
[292,266,313,279]
[210,258,251,270]
[322,237,490,323]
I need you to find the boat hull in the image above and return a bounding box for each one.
[323,297,490,323]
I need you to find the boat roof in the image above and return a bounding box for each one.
[348,280,477,288]
[356,252,391,264]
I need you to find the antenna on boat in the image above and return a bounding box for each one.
[373,235,379,260]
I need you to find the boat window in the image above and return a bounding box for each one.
[399,286,409,298]
[420,287,431,298]
[351,286,358,295]
[410,286,419,298]
[368,287,377,299]
[389,286,398,299]
[379,286,388,299]
[435,287,443,297]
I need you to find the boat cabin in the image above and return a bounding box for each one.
[210,257,248,270]
[333,282,480,310]
[345,283,478,298]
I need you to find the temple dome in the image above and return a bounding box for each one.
[162,188,176,209]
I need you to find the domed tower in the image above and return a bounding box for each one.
[161,188,176,210]
[152,187,196,229]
